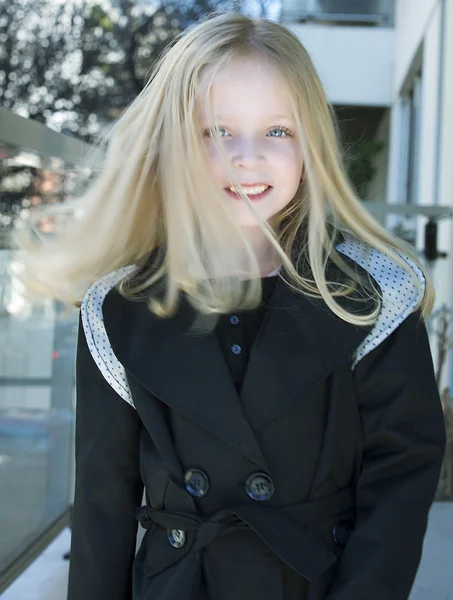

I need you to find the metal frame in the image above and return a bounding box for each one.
[366,201,453,223]
[0,107,92,164]
[297,12,390,24]
[384,204,452,219]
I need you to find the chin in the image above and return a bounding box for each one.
[234,210,275,229]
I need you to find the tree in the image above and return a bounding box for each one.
[0,0,86,125]
[0,0,278,140]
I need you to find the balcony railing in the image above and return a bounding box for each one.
[281,0,395,27]
[0,109,93,593]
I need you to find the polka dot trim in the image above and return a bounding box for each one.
[336,234,425,369]
[80,265,136,408]
[81,236,425,403]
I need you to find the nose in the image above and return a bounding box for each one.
[231,138,265,169]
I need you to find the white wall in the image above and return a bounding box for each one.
[287,23,394,106]
[387,1,444,209]
[438,0,453,258]
[394,0,440,89]
[441,0,453,391]
[387,0,453,389]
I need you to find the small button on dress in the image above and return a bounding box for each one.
[167,528,186,548]
[184,468,210,497]
[245,472,275,501]
[214,275,278,392]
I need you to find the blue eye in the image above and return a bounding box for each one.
[204,127,229,138]
[268,127,293,138]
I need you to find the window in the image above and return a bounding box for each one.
[399,71,423,205]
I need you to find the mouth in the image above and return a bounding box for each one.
[225,184,272,201]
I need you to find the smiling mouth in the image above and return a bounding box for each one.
[225,184,272,200]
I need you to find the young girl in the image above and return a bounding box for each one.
[15,12,446,600]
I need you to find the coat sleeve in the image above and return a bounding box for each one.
[327,310,446,600]
[67,314,144,600]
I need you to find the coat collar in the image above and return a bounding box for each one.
[102,259,376,472]
[239,267,376,433]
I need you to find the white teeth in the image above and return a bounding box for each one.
[228,185,269,196]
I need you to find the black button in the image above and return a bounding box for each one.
[245,472,275,501]
[332,521,354,548]
[184,468,209,497]
[167,528,186,548]
[229,315,240,325]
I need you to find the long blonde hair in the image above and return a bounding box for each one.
[13,11,434,325]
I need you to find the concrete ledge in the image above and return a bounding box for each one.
[411,502,453,600]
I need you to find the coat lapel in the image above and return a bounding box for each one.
[102,287,270,471]
[102,255,377,469]
[240,262,377,431]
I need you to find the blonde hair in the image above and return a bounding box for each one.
[13,11,434,325]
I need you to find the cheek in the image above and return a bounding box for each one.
[272,146,303,182]
[204,143,226,178]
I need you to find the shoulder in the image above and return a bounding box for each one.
[335,232,426,368]
[79,265,137,407]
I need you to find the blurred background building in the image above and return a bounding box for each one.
[0,1,452,599]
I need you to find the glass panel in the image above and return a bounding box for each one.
[0,140,90,577]
[281,0,395,25]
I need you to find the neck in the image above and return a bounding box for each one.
[242,226,280,277]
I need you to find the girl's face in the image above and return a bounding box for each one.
[198,56,303,229]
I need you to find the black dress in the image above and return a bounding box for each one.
[215,276,278,392]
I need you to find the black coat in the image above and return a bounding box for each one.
[67,237,446,600]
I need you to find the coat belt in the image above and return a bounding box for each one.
[135,487,354,597]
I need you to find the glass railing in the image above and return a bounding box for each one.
[0,108,94,592]
[281,0,395,26]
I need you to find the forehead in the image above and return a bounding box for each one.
[197,56,293,121]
